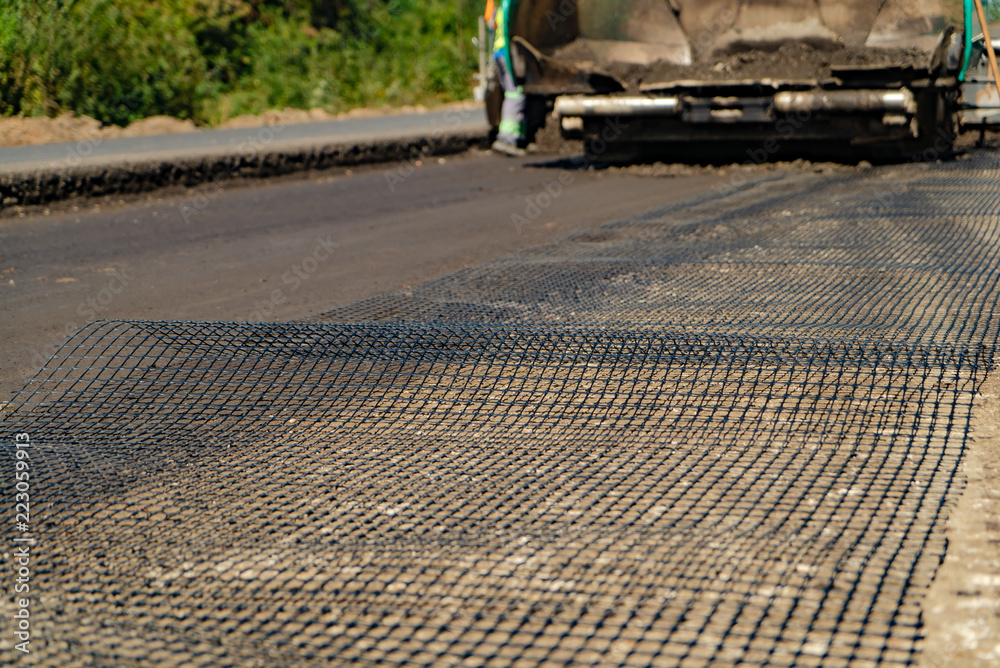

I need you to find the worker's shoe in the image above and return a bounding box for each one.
[491,139,526,157]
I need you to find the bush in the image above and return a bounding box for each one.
[205,0,479,122]
[1,0,208,125]
[0,2,29,116]
[0,0,480,126]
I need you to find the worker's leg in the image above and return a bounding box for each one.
[494,51,526,150]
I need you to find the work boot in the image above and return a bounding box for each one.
[491,139,526,157]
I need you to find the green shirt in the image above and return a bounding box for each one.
[493,0,515,54]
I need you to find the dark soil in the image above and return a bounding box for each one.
[529,112,579,155]
[593,42,933,90]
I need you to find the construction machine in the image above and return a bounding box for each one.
[485,0,1000,162]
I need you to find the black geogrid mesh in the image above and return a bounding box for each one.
[3,153,1000,666]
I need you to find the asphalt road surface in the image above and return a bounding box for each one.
[0,150,722,402]
[2,149,999,666]
[0,107,487,171]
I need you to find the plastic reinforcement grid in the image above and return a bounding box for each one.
[3,154,1000,667]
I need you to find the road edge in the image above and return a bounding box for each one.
[919,369,1000,667]
[0,127,489,211]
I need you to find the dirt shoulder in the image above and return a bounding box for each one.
[920,370,1000,666]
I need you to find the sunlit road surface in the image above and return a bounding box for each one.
[0,151,723,400]
[0,107,488,171]
[3,151,999,666]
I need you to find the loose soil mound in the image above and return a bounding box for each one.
[595,42,933,89]
[0,112,205,148]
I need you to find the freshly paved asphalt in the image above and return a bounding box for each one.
[0,149,723,401]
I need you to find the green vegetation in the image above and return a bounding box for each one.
[0,0,480,126]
